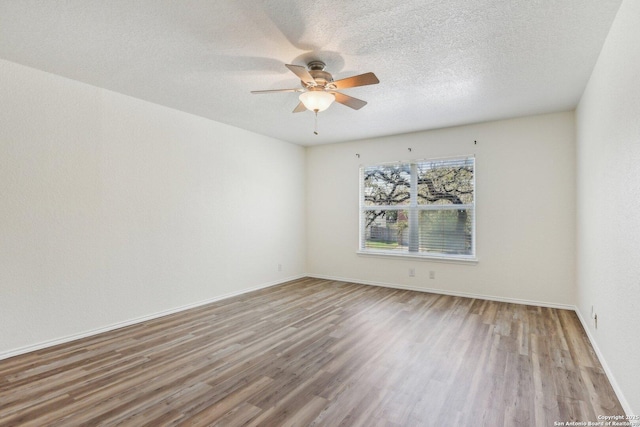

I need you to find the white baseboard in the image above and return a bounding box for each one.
[574,308,633,417]
[308,274,575,310]
[0,274,305,361]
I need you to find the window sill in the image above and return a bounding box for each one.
[356,250,478,265]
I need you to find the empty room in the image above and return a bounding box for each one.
[1,0,638,426]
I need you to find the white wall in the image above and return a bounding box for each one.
[576,0,640,414]
[307,112,576,306]
[0,59,306,357]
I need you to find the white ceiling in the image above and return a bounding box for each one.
[0,0,622,146]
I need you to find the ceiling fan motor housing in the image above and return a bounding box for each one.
[305,61,334,88]
[307,60,327,71]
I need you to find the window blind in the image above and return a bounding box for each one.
[360,156,475,259]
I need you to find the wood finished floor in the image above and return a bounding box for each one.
[0,278,624,426]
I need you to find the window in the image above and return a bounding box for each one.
[359,156,475,260]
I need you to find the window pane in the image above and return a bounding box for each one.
[363,209,409,251]
[359,156,475,259]
[417,159,473,206]
[363,165,411,206]
[418,208,473,255]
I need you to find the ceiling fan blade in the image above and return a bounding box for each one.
[332,92,368,110]
[292,102,307,113]
[251,88,304,94]
[331,72,379,90]
[285,64,316,86]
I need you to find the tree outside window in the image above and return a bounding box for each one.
[360,156,475,259]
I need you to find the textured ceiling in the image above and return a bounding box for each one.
[0,0,623,145]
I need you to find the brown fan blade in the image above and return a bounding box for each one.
[251,88,304,94]
[331,72,379,90]
[331,92,368,110]
[285,64,316,86]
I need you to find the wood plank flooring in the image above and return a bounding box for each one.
[0,278,624,426]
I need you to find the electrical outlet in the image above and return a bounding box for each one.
[409,268,415,277]
[429,271,435,279]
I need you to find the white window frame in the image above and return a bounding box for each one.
[358,156,477,263]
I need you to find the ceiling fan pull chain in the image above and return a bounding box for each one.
[314,111,319,135]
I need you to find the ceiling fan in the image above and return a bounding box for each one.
[251,60,379,119]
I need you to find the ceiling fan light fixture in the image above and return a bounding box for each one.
[299,91,335,112]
